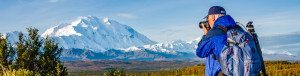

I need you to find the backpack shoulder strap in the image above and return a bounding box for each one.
[202,26,227,41]
[216,26,228,32]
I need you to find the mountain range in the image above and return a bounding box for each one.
[5,16,300,61]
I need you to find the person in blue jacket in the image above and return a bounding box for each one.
[196,6,237,76]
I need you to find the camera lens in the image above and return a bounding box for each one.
[199,22,203,29]
[199,21,208,29]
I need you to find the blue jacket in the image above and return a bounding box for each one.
[196,15,237,76]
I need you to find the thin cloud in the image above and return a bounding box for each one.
[252,10,300,36]
[116,13,138,19]
[49,0,59,3]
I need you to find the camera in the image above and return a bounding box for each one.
[199,21,211,30]
[246,21,255,33]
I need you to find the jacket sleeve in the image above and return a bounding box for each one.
[196,35,215,58]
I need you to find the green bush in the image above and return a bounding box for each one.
[103,68,128,76]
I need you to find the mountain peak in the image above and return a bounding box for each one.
[41,16,156,52]
[102,17,111,25]
[78,16,112,25]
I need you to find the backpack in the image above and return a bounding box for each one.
[216,25,263,76]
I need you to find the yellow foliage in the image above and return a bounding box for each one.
[127,61,300,76]
[1,69,38,76]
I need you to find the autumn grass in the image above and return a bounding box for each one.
[67,61,300,76]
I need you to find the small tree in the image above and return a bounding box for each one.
[0,34,15,69]
[13,27,68,76]
[15,27,42,71]
[15,32,27,69]
[25,27,42,71]
[39,37,67,75]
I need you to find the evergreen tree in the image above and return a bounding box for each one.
[1,27,68,76]
[39,37,68,75]
[15,32,27,69]
[15,27,42,71]
[24,27,42,71]
[0,33,15,68]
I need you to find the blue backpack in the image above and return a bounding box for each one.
[216,26,263,76]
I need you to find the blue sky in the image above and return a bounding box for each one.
[0,0,300,43]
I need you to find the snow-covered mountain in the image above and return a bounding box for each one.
[37,16,198,60]
[4,16,300,61]
[141,38,200,53]
[258,33,300,60]
[41,16,156,52]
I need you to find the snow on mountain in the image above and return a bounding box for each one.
[261,48,300,60]
[259,33,300,57]
[142,38,200,53]
[3,15,299,61]
[41,16,156,52]
[113,37,200,54]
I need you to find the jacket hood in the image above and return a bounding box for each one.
[213,15,237,29]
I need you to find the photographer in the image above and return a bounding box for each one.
[196,6,266,76]
[196,6,235,76]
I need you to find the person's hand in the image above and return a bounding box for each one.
[201,23,208,35]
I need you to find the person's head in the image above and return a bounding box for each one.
[205,6,226,27]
